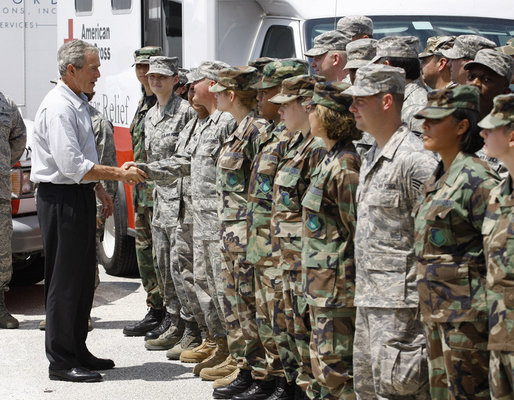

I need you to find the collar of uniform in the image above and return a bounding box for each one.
[150,94,181,125]
[209,109,224,124]
[424,160,445,194]
[57,79,88,110]
[233,111,255,141]
[379,123,410,161]
[443,151,468,187]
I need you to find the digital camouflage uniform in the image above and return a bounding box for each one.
[0,92,26,291]
[413,86,500,400]
[402,79,427,137]
[479,93,514,400]
[343,64,436,400]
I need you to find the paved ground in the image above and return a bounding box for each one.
[1,269,216,400]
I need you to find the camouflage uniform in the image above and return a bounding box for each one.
[0,92,26,290]
[402,80,428,137]
[413,86,500,400]
[343,64,437,400]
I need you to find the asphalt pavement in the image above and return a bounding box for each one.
[1,268,216,400]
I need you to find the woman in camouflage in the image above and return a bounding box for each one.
[413,85,500,399]
[300,82,361,400]
[479,93,514,400]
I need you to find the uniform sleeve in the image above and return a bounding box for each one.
[334,163,359,239]
[9,101,27,166]
[136,154,190,183]
[405,150,438,208]
[469,169,501,232]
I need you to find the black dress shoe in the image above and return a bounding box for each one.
[49,367,102,382]
[232,379,276,400]
[212,369,252,399]
[144,311,172,341]
[81,356,115,370]
[123,308,165,336]
[266,378,295,400]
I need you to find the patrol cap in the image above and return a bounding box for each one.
[342,64,406,96]
[268,75,318,104]
[178,68,189,86]
[414,85,479,119]
[132,46,162,66]
[248,57,277,72]
[478,93,514,129]
[419,36,455,58]
[497,38,514,56]
[464,48,514,83]
[371,36,420,63]
[304,30,352,57]
[209,66,258,92]
[440,34,496,60]
[194,60,231,82]
[250,60,308,89]
[336,15,373,37]
[186,68,200,84]
[146,56,179,76]
[344,39,377,70]
[303,81,352,113]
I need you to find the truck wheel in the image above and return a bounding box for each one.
[96,191,138,277]
[11,253,45,286]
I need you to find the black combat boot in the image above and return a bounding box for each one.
[266,377,295,400]
[122,307,164,336]
[212,368,253,399]
[144,311,172,340]
[0,290,19,329]
[231,378,276,400]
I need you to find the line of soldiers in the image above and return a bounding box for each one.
[111,15,514,400]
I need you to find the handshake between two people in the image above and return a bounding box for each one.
[120,161,148,185]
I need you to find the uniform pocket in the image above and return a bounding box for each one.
[218,153,245,193]
[274,168,301,212]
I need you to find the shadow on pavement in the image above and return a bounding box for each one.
[103,361,196,381]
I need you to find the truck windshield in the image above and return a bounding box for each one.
[305,16,514,50]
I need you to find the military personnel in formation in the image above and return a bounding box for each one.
[498,38,514,81]
[123,46,167,339]
[344,38,377,85]
[413,85,500,399]
[304,30,352,82]
[302,82,362,400]
[336,15,373,40]
[140,56,196,352]
[440,34,496,85]
[0,91,26,329]
[419,36,455,90]
[267,74,326,399]
[343,64,437,399]
[479,94,514,400]
[206,66,269,390]
[372,35,428,137]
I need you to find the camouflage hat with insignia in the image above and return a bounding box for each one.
[194,60,231,82]
[248,57,277,73]
[342,64,406,96]
[414,85,480,120]
[304,30,352,57]
[132,46,162,66]
[440,34,496,60]
[146,56,179,76]
[336,15,373,37]
[268,75,318,104]
[303,81,352,113]
[478,93,514,129]
[345,38,378,70]
[497,38,514,56]
[250,59,308,89]
[419,36,456,58]
[371,36,420,63]
[464,48,514,83]
[209,66,258,92]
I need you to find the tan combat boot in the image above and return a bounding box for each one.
[145,319,185,350]
[0,290,19,329]
[180,335,217,363]
[166,320,202,360]
[200,354,237,380]
[193,336,229,376]
[213,367,240,389]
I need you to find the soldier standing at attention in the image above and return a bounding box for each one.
[305,31,352,82]
[0,91,26,329]
[302,82,361,400]
[343,64,437,399]
[479,94,514,400]
[123,46,167,339]
[413,85,500,399]
[418,36,455,90]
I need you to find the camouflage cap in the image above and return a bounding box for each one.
[178,68,189,86]
[250,60,308,89]
[248,57,277,73]
[336,16,373,37]
[194,60,231,82]
[478,94,514,129]
[209,66,258,92]
[371,36,419,63]
[464,48,514,82]
[146,56,179,76]
[440,34,496,60]
[186,68,200,84]
[345,38,377,69]
[342,64,405,96]
[268,74,318,104]
[414,85,479,120]
[132,46,162,66]
[304,30,352,57]
[304,81,352,113]
[497,38,514,56]
[419,36,456,58]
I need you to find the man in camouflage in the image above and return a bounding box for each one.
[337,15,373,40]
[419,36,455,90]
[479,93,514,400]
[0,91,26,329]
[123,46,166,338]
[343,64,437,399]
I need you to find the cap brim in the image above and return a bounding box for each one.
[414,107,456,119]
[209,83,227,93]
[268,93,298,104]
[342,85,380,97]
[478,114,510,129]
[344,60,370,70]
[250,81,279,89]
[440,48,461,60]
[146,68,173,76]
[304,48,328,57]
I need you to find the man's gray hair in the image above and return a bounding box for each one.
[57,39,98,77]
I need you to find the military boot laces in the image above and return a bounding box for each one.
[0,291,19,329]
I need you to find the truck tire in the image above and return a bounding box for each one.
[96,186,138,277]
